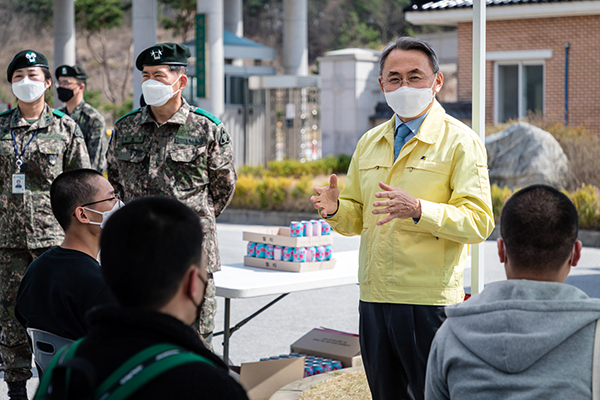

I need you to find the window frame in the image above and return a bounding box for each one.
[493,60,546,124]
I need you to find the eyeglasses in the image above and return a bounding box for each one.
[81,192,120,208]
[56,82,77,89]
[382,72,437,89]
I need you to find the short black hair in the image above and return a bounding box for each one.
[500,184,579,272]
[50,169,103,231]
[379,37,439,77]
[100,196,203,309]
[41,67,52,83]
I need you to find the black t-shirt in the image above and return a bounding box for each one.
[16,246,115,340]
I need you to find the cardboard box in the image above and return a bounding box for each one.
[243,227,333,248]
[240,357,305,400]
[244,256,336,272]
[290,328,362,368]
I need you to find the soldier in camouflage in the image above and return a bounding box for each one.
[56,65,108,173]
[107,43,236,349]
[0,50,90,400]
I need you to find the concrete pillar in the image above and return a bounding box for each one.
[132,0,157,109]
[283,0,308,76]
[224,0,243,67]
[224,0,243,36]
[197,0,225,118]
[53,0,76,107]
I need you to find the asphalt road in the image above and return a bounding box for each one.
[5,223,600,398]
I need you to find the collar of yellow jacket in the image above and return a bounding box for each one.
[375,99,446,146]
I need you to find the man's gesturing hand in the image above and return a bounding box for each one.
[372,182,421,225]
[311,174,339,218]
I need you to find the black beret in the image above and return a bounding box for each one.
[55,65,88,80]
[135,43,191,71]
[7,50,49,83]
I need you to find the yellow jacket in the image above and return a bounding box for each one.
[328,101,494,305]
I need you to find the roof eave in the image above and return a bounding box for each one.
[405,1,600,26]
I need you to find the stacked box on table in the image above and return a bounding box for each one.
[243,227,334,272]
[243,227,333,247]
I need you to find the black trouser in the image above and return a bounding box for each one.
[359,301,446,400]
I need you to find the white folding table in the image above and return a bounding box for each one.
[213,250,359,362]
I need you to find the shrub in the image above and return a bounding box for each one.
[565,184,600,230]
[240,155,352,178]
[229,172,346,213]
[491,184,600,230]
[491,184,513,223]
[229,175,258,209]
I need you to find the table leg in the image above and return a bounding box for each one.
[217,294,289,363]
[224,297,231,363]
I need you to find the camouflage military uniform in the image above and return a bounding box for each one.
[0,104,91,382]
[107,98,236,343]
[60,100,107,173]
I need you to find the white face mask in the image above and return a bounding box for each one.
[384,75,437,119]
[141,75,182,107]
[85,200,124,229]
[12,77,47,103]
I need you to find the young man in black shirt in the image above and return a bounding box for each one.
[16,169,119,340]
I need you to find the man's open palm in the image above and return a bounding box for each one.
[310,174,339,217]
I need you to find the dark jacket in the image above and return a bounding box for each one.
[56,306,248,399]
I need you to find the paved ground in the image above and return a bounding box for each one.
[3,223,600,398]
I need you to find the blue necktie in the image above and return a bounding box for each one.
[394,124,411,160]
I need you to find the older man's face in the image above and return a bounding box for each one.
[378,49,442,94]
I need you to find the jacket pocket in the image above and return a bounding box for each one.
[114,145,147,163]
[358,157,391,204]
[166,144,208,191]
[35,140,66,179]
[400,159,452,203]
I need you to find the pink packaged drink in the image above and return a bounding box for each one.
[320,220,331,235]
[256,243,266,259]
[305,247,315,263]
[283,246,293,261]
[266,244,275,260]
[247,242,257,257]
[274,245,283,261]
[290,221,303,237]
[324,245,332,261]
[316,245,326,262]
[311,220,321,236]
[302,220,313,237]
[293,247,306,263]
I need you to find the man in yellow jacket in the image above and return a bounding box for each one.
[311,37,494,400]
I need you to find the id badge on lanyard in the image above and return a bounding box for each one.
[12,173,25,194]
[12,130,38,194]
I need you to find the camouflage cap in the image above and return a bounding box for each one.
[55,65,88,80]
[7,50,49,82]
[135,43,191,71]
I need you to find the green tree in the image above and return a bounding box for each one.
[75,0,132,105]
[351,0,411,44]
[13,0,53,28]
[159,0,196,43]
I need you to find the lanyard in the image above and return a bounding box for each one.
[12,129,38,173]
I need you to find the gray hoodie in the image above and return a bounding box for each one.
[425,280,600,400]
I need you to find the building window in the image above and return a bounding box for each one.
[225,75,247,105]
[494,62,544,123]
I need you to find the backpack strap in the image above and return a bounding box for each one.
[35,341,215,400]
[94,343,214,400]
[33,338,86,400]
